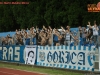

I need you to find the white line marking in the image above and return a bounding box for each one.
[0,71,19,75]
[1,67,46,75]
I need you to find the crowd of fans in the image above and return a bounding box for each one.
[1,21,100,48]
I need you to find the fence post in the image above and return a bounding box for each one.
[94,47,99,71]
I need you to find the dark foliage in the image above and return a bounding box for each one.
[0,0,100,32]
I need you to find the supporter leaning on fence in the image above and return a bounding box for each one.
[1,34,13,45]
[92,21,99,45]
[31,27,36,45]
[96,24,100,48]
[65,29,71,46]
[53,29,59,46]
[87,24,93,45]
[59,27,65,45]
[46,28,53,46]
[78,26,82,38]
[2,36,8,45]
[72,31,79,46]
[82,27,87,45]
[61,26,71,46]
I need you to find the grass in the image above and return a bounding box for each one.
[0,63,84,75]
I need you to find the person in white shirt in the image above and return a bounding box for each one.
[92,21,99,44]
[65,29,71,46]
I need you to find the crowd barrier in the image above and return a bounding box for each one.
[0,45,98,71]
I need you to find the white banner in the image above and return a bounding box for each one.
[25,45,36,65]
[37,46,95,71]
